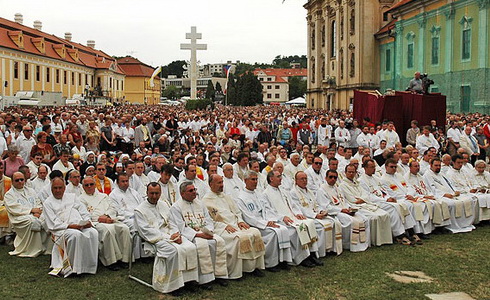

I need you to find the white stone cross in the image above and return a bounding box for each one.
[180,26,207,100]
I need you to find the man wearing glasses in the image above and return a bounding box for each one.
[4,172,50,257]
[304,157,325,195]
[316,170,371,252]
[79,176,131,271]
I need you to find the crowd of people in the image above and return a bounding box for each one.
[1,104,489,295]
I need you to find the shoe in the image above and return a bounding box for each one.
[140,257,154,264]
[279,262,291,270]
[300,259,315,268]
[215,279,229,287]
[185,282,199,293]
[412,234,423,245]
[170,288,185,297]
[266,266,281,272]
[106,263,121,271]
[251,269,265,277]
[419,233,431,240]
[309,255,324,266]
[396,236,413,246]
[200,283,213,291]
[117,262,129,269]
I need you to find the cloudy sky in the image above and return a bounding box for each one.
[2,0,307,67]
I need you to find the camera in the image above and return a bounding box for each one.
[420,73,434,94]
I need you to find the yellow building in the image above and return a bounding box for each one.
[304,0,398,109]
[117,56,161,105]
[0,14,157,105]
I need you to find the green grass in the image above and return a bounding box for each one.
[1,225,490,300]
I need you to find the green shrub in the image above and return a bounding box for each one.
[185,99,214,110]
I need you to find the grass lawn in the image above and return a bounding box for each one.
[1,225,489,300]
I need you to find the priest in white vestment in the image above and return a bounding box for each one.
[44,177,99,277]
[284,153,302,179]
[262,171,322,267]
[31,165,49,192]
[134,183,198,294]
[177,165,209,201]
[65,170,83,197]
[339,165,393,246]
[4,172,50,257]
[109,173,144,233]
[304,157,326,195]
[157,164,179,206]
[223,163,245,197]
[379,159,432,241]
[202,174,265,279]
[444,155,480,223]
[405,161,451,228]
[416,126,440,154]
[472,160,490,221]
[109,173,146,258]
[272,162,294,191]
[78,176,132,269]
[422,158,475,233]
[315,170,371,252]
[236,171,293,271]
[171,181,229,286]
[289,171,343,256]
[359,160,418,245]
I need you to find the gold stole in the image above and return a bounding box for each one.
[95,177,111,195]
[0,176,12,227]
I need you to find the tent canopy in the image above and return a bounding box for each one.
[285,97,306,105]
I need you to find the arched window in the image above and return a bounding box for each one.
[331,21,337,58]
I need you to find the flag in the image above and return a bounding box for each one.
[224,65,236,95]
[149,66,162,88]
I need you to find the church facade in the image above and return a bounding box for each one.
[376,0,490,113]
[305,0,490,113]
[304,0,396,110]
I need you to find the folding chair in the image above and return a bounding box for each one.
[128,233,155,288]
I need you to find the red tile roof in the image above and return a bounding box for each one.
[116,56,158,78]
[375,19,397,36]
[0,16,123,74]
[253,68,307,83]
[386,0,415,13]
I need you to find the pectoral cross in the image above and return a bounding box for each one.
[184,212,194,222]
[210,208,219,217]
[197,214,205,225]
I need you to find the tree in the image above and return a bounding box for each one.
[162,85,180,99]
[288,76,307,99]
[235,72,263,106]
[161,60,186,78]
[205,80,215,100]
[215,82,222,93]
[225,73,237,105]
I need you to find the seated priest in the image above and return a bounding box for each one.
[79,176,132,271]
[4,172,50,257]
[134,182,198,295]
[43,177,99,277]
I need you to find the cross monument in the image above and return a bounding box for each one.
[180,26,207,100]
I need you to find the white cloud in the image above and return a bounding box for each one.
[2,0,307,66]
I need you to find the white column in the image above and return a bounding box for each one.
[42,66,45,91]
[31,64,35,90]
[9,60,13,95]
[19,62,24,90]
